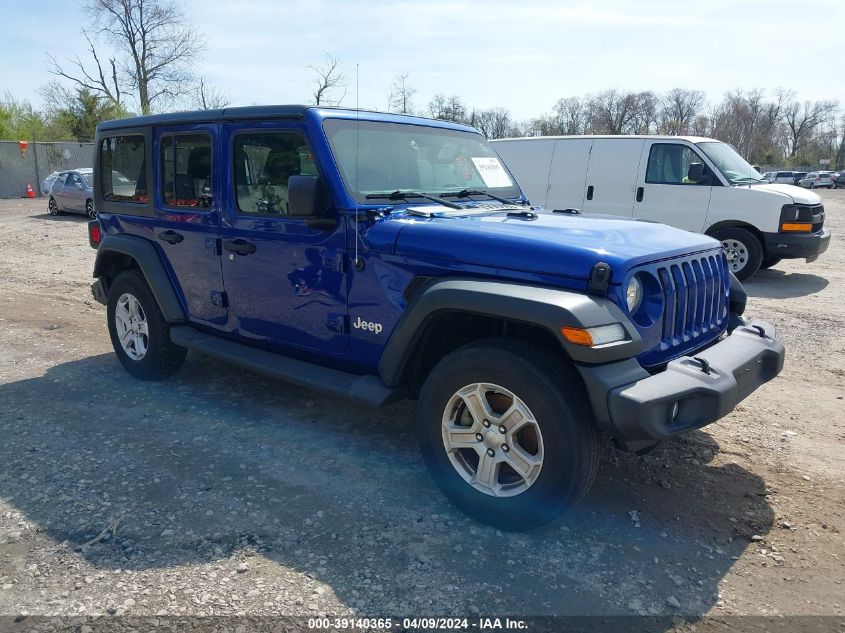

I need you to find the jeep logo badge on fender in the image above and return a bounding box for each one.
[352,316,383,334]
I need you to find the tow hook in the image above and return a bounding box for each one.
[751,324,767,338]
[692,356,711,375]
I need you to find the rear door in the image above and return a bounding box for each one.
[546,138,592,212]
[51,172,71,210]
[152,125,227,327]
[633,140,713,232]
[219,122,349,353]
[580,138,644,217]
[65,172,86,212]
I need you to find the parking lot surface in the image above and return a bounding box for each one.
[0,195,842,619]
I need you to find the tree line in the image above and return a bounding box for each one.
[1,0,843,170]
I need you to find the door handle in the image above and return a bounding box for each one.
[586,185,594,200]
[158,230,184,244]
[636,186,644,202]
[224,239,257,255]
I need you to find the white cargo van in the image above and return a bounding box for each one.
[491,135,830,279]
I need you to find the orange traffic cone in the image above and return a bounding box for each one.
[25,183,35,199]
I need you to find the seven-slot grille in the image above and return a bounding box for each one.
[656,251,730,352]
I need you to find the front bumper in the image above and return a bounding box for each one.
[762,228,831,262]
[577,319,784,451]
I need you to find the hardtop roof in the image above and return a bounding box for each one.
[96,104,480,134]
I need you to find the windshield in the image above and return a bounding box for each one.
[696,141,765,185]
[323,119,521,204]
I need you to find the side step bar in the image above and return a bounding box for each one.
[169,326,404,408]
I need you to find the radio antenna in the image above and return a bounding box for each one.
[353,63,362,270]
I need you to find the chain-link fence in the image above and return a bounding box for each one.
[0,141,95,199]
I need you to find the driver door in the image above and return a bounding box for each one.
[633,141,713,232]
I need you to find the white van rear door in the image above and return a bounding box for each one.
[581,138,643,217]
[634,141,712,232]
[492,139,556,207]
[546,138,593,212]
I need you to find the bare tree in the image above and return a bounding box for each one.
[784,99,838,158]
[48,0,204,115]
[427,94,468,123]
[658,88,705,135]
[309,54,346,106]
[387,73,416,114]
[588,90,644,135]
[194,78,230,110]
[473,108,515,139]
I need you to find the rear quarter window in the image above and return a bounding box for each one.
[100,135,147,203]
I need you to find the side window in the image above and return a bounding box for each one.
[160,133,212,208]
[646,144,707,185]
[100,136,147,202]
[67,173,82,187]
[234,131,318,216]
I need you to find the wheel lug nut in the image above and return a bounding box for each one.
[482,419,490,428]
[486,448,495,457]
[498,425,506,434]
[502,444,510,452]
[475,433,483,442]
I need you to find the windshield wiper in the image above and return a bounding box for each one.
[364,190,462,209]
[440,189,528,206]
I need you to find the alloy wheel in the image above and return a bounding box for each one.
[114,293,149,360]
[441,382,544,497]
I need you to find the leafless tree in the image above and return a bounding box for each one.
[387,73,416,115]
[784,99,838,158]
[427,94,468,123]
[48,0,204,115]
[309,54,346,106]
[658,88,705,135]
[588,90,645,135]
[193,78,230,110]
[473,108,515,139]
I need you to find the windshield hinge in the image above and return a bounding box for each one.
[588,262,611,295]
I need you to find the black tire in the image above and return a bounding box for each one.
[48,197,61,216]
[761,257,782,270]
[85,199,96,219]
[417,340,600,531]
[106,270,186,381]
[810,182,816,189]
[713,227,763,281]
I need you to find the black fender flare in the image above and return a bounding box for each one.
[378,278,642,386]
[93,234,186,323]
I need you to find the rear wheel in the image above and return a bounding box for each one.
[761,257,782,270]
[417,340,599,531]
[48,197,60,216]
[713,227,763,281]
[106,270,186,380]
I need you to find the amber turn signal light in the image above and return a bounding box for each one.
[560,326,594,346]
[780,222,812,232]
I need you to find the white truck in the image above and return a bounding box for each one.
[491,135,830,279]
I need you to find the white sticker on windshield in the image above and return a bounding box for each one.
[471,157,513,188]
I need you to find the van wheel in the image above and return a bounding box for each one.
[761,257,782,270]
[417,340,599,531]
[713,228,762,280]
[107,270,186,380]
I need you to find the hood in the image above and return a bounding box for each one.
[385,207,720,282]
[742,183,822,205]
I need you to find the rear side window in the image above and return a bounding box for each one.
[100,136,146,202]
[233,131,318,216]
[160,133,212,208]
[646,144,706,185]
[776,172,791,177]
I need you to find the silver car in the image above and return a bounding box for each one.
[47,169,96,219]
[798,171,835,189]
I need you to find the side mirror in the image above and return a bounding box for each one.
[687,162,709,184]
[76,182,85,190]
[288,175,329,217]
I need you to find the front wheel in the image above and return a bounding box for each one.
[85,199,96,219]
[417,340,600,531]
[713,227,763,281]
[106,270,186,380]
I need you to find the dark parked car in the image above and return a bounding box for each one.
[47,168,96,218]
[792,172,807,186]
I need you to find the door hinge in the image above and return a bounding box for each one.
[210,290,228,308]
[322,251,346,273]
[326,313,348,334]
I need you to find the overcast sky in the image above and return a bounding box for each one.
[3,0,843,120]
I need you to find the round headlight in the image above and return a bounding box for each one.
[626,276,643,313]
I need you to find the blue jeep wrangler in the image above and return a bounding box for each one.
[88,105,784,530]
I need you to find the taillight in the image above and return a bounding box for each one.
[88,220,101,249]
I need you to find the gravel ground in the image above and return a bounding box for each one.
[0,195,842,621]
